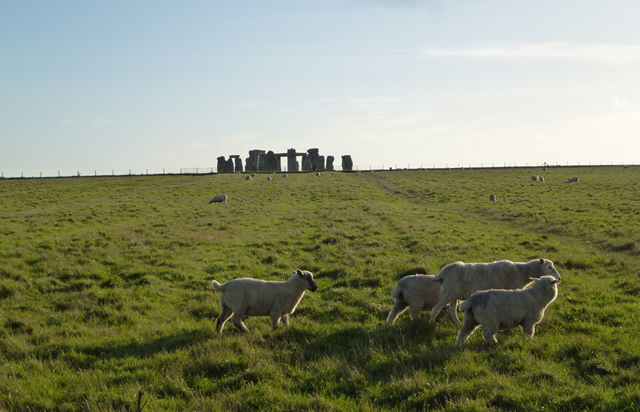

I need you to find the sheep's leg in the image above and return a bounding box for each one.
[430,298,452,323]
[269,313,282,330]
[455,310,478,345]
[409,303,424,321]
[281,314,290,327]
[387,300,409,324]
[482,326,499,344]
[447,301,462,327]
[230,312,250,333]
[216,305,233,334]
[521,322,536,337]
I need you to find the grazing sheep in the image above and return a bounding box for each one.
[455,275,559,345]
[489,194,497,202]
[245,175,252,181]
[251,173,257,178]
[211,269,318,333]
[430,258,561,326]
[267,176,272,181]
[532,174,538,181]
[539,176,544,182]
[387,274,441,324]
[567,177,579,183]
[316,171,321,177]
[283,173,288,178]
[208,194,228,204]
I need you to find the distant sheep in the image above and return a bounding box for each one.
[316,171,321,177]
[211,269,318,333]
[455,275,559,345]
[208,194,228,204]
[283,174,288,178]
[489,194,496,202]
[387,274,441,324]
[567,177,579,183]
[267,176,272,181]
[430,258,561,326]
[245,175,252,181]
[251,173,257,178]
[539,176,544,182]
[532,174,538,181]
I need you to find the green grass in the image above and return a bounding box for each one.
[1,166,639,411]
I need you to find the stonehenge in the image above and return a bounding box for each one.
[216,148,353,173]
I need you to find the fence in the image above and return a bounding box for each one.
[1,161,636,180]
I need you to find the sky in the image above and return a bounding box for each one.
[1,1,639,177]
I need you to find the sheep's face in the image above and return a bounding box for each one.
[540,258,561,282]
[296,269,318,292]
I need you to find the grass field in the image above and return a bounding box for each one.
[1,166,639,411]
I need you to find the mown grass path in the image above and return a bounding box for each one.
[1,167,639,410]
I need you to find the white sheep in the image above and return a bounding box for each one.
[430,258,561,326]
[211,269,318,333]
[532,174,538,181]
[245,175,252,181]
[208,194,228,204]
[567,177,579,183]
[489,194,496,202]
[455,275,559,345]
[387,274,441,324]
[267,176,272,181]
[539,176,544,182]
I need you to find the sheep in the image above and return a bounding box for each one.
[539,176,544,182]
[429,258,561,327]
[567,177,579,183]
[245,175,252,181]
[211,269,318,333]
[251,173,257,178]
[387,274,441,324]
[283,173,288,178]
[532,174,538,181]
[267,176,272,181]
[316,171,321,177]
[455,275,559,345]
[208,194,228,204]
[489,194,496,202]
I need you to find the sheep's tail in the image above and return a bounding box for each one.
[390,284,403,299]
[211,280,225,292]
[458,299,472,312]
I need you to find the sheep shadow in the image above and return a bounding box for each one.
[268,317,460,384]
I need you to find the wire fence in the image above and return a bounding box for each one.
[1,161,636,180]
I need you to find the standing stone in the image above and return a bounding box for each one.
[342,155,353,171]
[217,156,227,173]
[326,156,335,171]
[230,155,243,173]
[287,148,299,172]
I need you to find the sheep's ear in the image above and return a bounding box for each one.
[530,277,539,282]
[551,279,558,285]
[540,258,544,264]
[296,269,304,277]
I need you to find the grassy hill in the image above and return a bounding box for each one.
[1,166,639,411]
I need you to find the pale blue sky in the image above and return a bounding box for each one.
[1,1,639,176]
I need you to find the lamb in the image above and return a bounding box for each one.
[208,194,228,204]
[455,275,559,345]
[387,274,441,324]
[430,258,561,326]
[211,269,318,333]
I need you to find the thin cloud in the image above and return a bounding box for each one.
[423,42,640,64]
